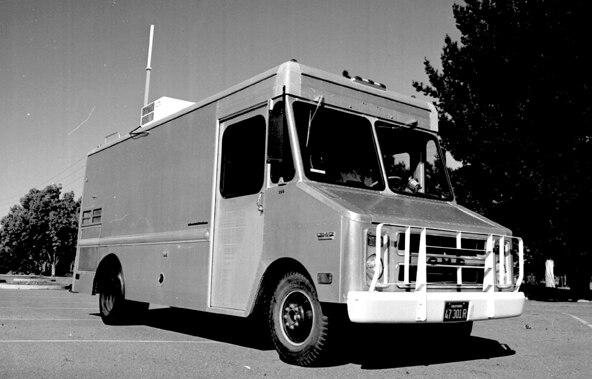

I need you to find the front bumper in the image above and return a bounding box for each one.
[347,290,525,323]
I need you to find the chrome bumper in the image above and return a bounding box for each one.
[347,290,525,323]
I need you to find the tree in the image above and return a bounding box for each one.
[0,185,80,276]
[413,0,592,298]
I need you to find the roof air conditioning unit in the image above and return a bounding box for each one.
[140,97,195,127]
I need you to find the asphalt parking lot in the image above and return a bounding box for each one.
[1,287,591,378]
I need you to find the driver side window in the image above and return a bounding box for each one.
[220,116,266,198]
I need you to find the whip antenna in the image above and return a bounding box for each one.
[143,24,155,106]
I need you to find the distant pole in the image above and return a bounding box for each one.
[143,24,155,106]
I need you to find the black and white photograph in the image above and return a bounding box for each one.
[1,1,590,377]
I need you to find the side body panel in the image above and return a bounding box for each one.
[74,103,217,309]
[74,70,284,314]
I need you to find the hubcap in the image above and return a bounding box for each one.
[280,290,314,345]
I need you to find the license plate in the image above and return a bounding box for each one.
[443,301,469,322]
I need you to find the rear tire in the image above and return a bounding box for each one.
[98,270,125,325]
[98,267,148,325]
[268,272,330,366]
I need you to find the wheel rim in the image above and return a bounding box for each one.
[279,290,314,345]
[100,292,115,314]
[100,273,121,316]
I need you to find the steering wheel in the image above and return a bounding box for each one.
[387,175,404,190]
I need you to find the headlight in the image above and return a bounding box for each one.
[366,254,383,281]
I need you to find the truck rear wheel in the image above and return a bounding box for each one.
[98,266,148,325]
[99,269,125,325]
[268,272,330,366]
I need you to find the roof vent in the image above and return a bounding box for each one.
[140,97,195,127]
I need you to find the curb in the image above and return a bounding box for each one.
[0,283,70,290]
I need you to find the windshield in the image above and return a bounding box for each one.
[294,102,385,190]
[293,101,453,200]
[376,122,453,200]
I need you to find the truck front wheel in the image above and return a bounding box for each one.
[268,272,330,366]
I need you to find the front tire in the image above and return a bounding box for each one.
[268,272,330,366]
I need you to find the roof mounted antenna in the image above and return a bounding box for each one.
[135,25,195,131]
[143,24,155,106]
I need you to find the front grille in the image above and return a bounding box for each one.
[397,233,486,286]
[398,265,483,285]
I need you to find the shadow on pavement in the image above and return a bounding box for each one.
[92,307,515,369]
[329,324,515,369]
[146,307,273,351]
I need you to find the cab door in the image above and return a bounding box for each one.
[211,108,267,310]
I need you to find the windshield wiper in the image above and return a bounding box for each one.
[306,96,324,148]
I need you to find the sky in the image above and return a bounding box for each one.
[0,0,459,217]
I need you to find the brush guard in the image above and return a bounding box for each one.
[347,223,525,323]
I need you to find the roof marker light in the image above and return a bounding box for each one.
[342,70,387,91]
